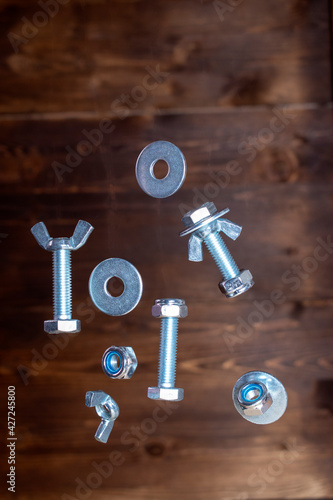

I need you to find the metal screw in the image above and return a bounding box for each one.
[148,298,188,402]
[179,202,254,298]
[85,390,119,443]
[31,220,94,334]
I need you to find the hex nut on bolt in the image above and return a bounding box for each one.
[220,269,254,298]
[102,346,138,380]
[232,371,288,425]
[152,301,188,319]
[31,220,94,334]
[180,202,254,298]
[85,390,119,443]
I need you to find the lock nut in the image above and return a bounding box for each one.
[102,346,138,380]
[219,269,254,298]
[237,382,273,417]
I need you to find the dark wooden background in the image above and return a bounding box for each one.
[0,1,333,499]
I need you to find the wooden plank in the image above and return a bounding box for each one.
[0,107,332,192]
[0,108,332,303]
[0,2,332,497]
[1,300,333,499]
[0,0,331,114]
[1,182,333,302]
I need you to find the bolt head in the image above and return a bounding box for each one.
[44,319,81,334]
[219,269,254,298]
[237,383,273,417]
[147,387,184,401]
[152,299,188,319]
[181,202,217,229]
[31,220,93,251]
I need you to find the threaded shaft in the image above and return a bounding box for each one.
[204,232,239,280]
[158,317,179,388]
[53,249,72,320]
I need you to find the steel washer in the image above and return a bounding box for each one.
[232,370,288,425]
[89,258,143,316]
[135,141,187,198]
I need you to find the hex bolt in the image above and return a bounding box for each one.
[31,220,94,334]
[148,298,188,402]
[179,202,254,298]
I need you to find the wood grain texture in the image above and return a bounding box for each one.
[0,0,331,113]
[0,0,333,499]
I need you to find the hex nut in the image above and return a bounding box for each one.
[233,371,288,425]
[44,319,81,334]
[152,299,188,319]
[219,269,254,298]
[237,383,273,417]
[147,386,184,401]
[102,346,138,380]
[181,202,217,228]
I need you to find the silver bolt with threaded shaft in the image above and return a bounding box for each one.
[180,202,254,298]
[31,220,94,334]
[53,249,72,320]
[204,231,239,280]
[148,298,188,402]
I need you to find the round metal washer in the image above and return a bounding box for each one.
[135,141,187,198]
[89,258,142,316]
[232,371,288,425]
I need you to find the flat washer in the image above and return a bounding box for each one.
[135,141,187,198]
[89,258,142,316]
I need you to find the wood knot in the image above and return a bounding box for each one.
[145,442,166,457]
[255,147,299,183]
